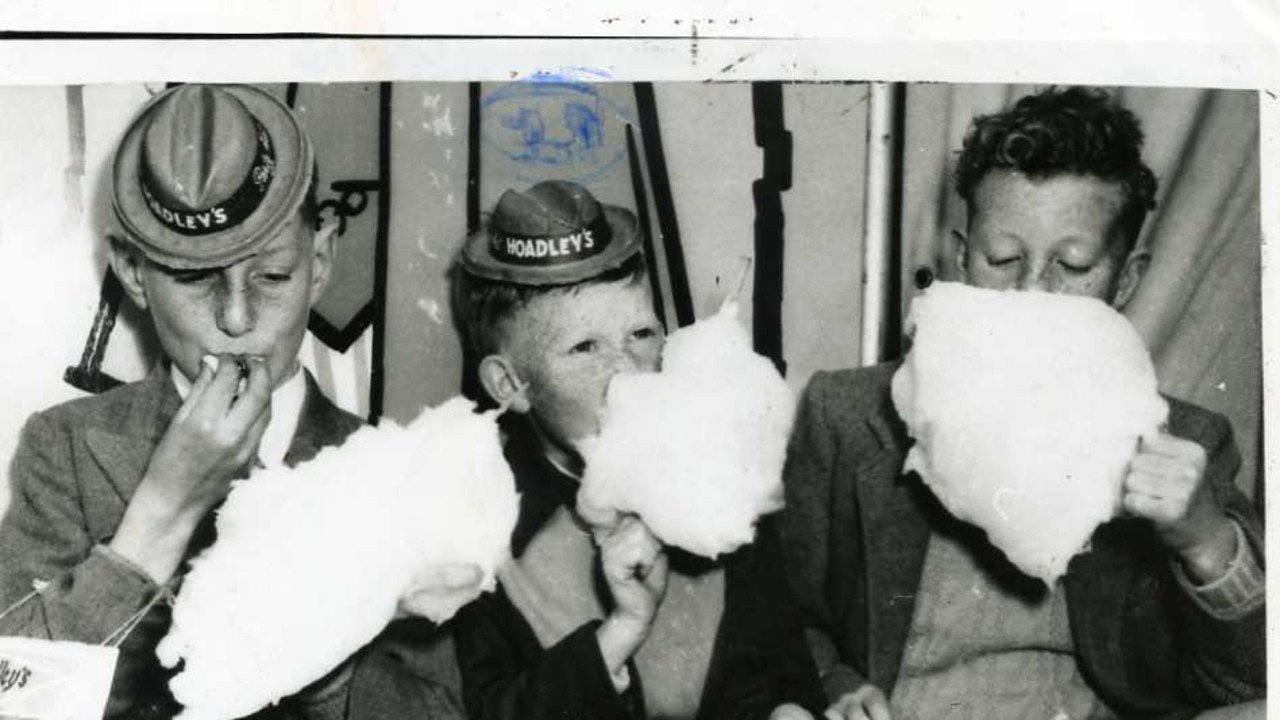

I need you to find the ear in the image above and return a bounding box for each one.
[478,354,530,414]
[308,221,338,305]
[107,237,150,311]
[951,230,970,283]
[1110,247,1149,311]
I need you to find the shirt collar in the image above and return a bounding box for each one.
[170,361,307,468]
[503,417,585,557]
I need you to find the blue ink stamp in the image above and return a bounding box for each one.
[481,79,629,185]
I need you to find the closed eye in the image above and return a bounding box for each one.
[1057,259,1090,275]
[987,255,1020,268]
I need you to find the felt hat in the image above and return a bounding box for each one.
[110,84,314,269]
[460,180,642,286]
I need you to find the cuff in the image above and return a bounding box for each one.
[1173,521,1264,621]
[89,544,164,589]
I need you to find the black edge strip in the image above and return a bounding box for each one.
[460,81,484,402]
[467,82,482,232]
[884,82,906,361]
[368,81,393,424]
[750,81,789,375]
[625,121,669,333]
[633,82,694,327]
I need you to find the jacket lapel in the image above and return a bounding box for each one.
[284,371,364,467]
[83,365,182,504]
[857,396,932,692]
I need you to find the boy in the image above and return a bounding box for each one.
[0,84,474,720]
[779,87,1264,720]
[451,179,824,720]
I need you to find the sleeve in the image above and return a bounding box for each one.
[279,624,469,720]
[0,411,178,720]
[1171,520,1264,620]
[705,521,827,718]
[775,374,870,703]
[1167,407,1266,704]
[453,591,643,720]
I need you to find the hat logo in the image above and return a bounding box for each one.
[488,214,613,267]
[138,116,277,237]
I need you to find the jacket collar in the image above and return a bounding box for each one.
[852,367,936,691]
[503,417,581,558]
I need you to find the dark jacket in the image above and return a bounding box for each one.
[777,364,1265,720]
[454,422,825,720]
[0,365,464,720]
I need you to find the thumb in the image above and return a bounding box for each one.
[577,492,622,533]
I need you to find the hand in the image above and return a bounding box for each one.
[396,563,485,621]
[826,684,891,720]
[110,355,273,582]
[597,515,668,630]
[770,703,816,720]
[594,515,668,679]
[1123,431,1237,583]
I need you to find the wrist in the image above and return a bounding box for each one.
[596,614,649,678]
[110,481,205,584]
[1176,517,1238,585]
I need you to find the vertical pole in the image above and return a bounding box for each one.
[860,82,905,366]
[368,82,393,424]
[751,81,791,375]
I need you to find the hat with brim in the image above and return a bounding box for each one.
[110,84,314,270]
[460,180,642,286]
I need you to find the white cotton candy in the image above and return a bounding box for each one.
[892,282,1168,584]
[578,301,794,558]
[157,397,519,720]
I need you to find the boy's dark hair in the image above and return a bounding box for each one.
[451,251,650,358]
[955,86,1159,250]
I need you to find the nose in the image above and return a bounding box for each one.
[215,281,256,337]
[1016,258,1055,293]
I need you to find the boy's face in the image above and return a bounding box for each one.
[502,277,663,464]
[112,214,334,391]
[956,170,1142,307]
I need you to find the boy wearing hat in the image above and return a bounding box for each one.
[778,87,1264,720]
[0,84,474,720]
[449,179,824,720]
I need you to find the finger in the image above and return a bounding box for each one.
[1128,452,1180,477]
[227,357,274,427]
[175,355,218,420]
[643,549,669,587]
[196,353,246,417]
[831,705,867,720]
[866,696,891,720]
[1140,432,1203,461]
[1125,469,1195,502]
[1124,467,1169,495]
[1123,490,1178,523]
[578,497,622,532]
